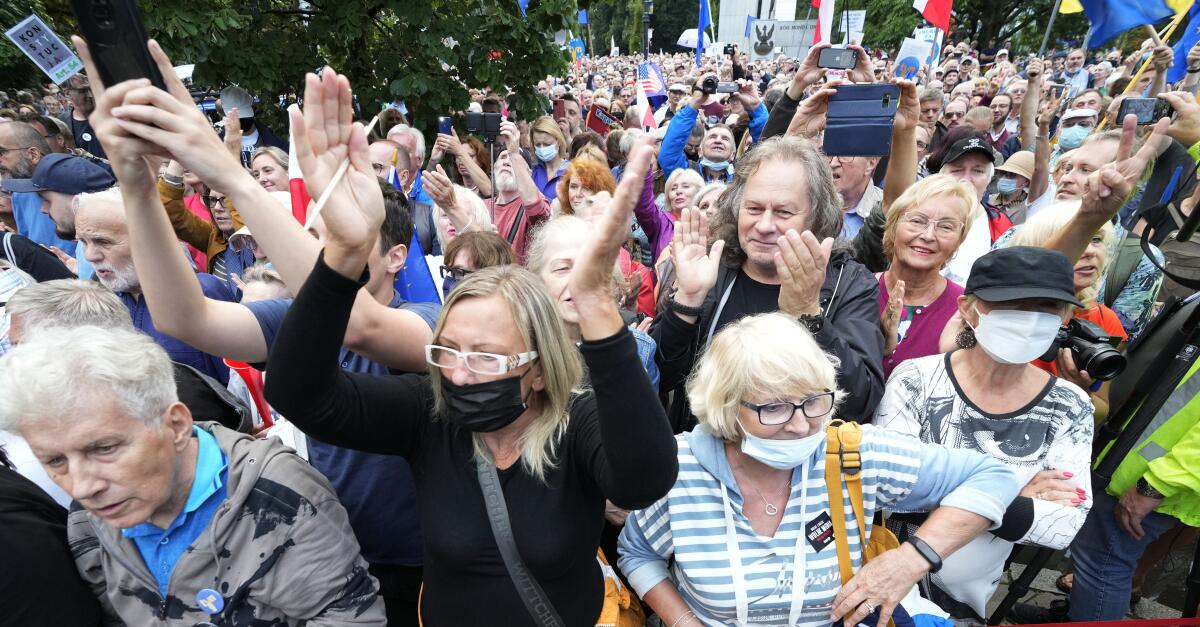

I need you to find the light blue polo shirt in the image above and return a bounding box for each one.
[123,426,227,597]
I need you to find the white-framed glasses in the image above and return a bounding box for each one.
[425,345,538,375]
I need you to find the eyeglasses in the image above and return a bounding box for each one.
[440,265,474,281]
[425,345,538,375]
[944,111,964,119]
[203,195,228,207]
[901,214,964,237]
[740,391,836,426]
[916,141,929,150]
[0,145,30,157]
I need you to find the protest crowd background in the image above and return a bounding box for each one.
[3,0,1200,625]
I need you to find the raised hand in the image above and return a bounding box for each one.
[1150,45,1174,72]
[736,80,762,111]
[71,37,166,185]
[670,207,725,311]
[892,80,920,133]
[787,80,841,138]
[222,107,243,158]
[568,138,657,339]
[1026,58,1044,81]
[288,67,382,260]
[776,230,832,318]
[881,279,905,355]
[792,43,832,92]
[424,164,457,210]
[846,44,875,84]
[89,38,248,194]
[1159,91,1200,146]
[499,120,521,153]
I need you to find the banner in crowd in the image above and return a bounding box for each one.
[839,9,866,44]
[894,38,934,79]
[586,105,618,134]
[4,14,83,84]
[914,26,944,68]
[748,19,817,60]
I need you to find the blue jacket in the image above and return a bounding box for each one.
[657,103,768,181]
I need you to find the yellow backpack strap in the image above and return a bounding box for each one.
[825,421,855,586]
[835,421,872,559]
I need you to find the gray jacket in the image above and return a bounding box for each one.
[69,422,385,626]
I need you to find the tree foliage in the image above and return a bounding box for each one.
[1,0,575,134]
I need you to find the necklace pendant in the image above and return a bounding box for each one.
[764,503,779,516]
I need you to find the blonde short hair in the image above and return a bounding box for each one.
[1010,200,1112,308]
[530,115,568,157]
[882,174,977,262]
[430,265,582,481]
[687,312,841,442]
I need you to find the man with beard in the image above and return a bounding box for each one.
[0,122,80,254]
[440,119,549,264]
[0,153,115,279]
[74,186,235,383]
[59,75,105,158]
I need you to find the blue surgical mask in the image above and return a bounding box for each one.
[699,157,731,172]
[534,144,558,162]
[738,420,826,470]
[996,177,1021,195]
[1059,125,1090,150]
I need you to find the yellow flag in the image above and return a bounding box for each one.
[1060,0,1082,14]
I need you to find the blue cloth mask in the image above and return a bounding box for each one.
[1058,125,1091,150]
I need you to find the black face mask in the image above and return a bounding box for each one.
[440,370,531,432]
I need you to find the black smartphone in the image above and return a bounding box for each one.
[1048,83,1066,100]
[1119,97,1158,125]
[466,112,502,137]
[69,0,165,90]
[437,116,452,136]
[818,47,858,70]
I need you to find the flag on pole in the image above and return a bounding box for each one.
[636,81,656,129]
[912,0,953,31]
[1168,1,1200,82]
[578,9,589,23]
[745,14,758,37]
[697,0,712,65]
[813,0,835,44]
[1078,0,1173,46]
[287,123,311,225]
[517,0,528,16]
[638,61,668,108]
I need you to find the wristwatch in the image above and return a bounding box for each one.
[798,313,824,334]
[905,536,943,573]
[1136,477,1166,499]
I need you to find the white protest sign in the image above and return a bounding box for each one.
[913,26,944,68]
[894,38,933,80]
[5,14,83,84]
[839,11,866,38]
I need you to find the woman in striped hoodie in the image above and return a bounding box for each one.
[619,312,1018,627]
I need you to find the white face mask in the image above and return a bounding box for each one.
[968,305,1062,364]
[738,420,826,470]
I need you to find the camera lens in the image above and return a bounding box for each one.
[1070,340,1127,381]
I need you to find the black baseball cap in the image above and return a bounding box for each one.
[942,136,1003,167]
[0,153,115,195]
[965,246,1083,306]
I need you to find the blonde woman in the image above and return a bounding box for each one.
[250,145,289,192]
[529,115,570,201]
[619,312,1017,627]
[264,111,677,625]
[878,174,977,379]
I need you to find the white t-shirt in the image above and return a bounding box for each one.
[942,202,991,285]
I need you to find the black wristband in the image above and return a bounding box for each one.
[905,535,943,573]
[1136,477,1166,499]
[1189,68,1200,74]
[668,297,704,317]
[798,313,824,334]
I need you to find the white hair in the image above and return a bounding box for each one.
[0,325,177,433]
[619,129,645,157]
[73,185,124,214]
[386,124,427,167]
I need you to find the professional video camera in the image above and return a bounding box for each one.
[699,75,738,95]
[1039,318,1126,380]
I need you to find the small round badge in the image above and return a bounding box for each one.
[81,132,94,142]
[196,588,224,615]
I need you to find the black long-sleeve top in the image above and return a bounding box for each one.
[264,254,678,626]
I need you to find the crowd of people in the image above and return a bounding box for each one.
[1,23,1199,627]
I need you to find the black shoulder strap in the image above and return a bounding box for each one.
[475,458,565,627]
[505,204,527,245]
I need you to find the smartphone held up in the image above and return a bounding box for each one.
[69,0,165,90]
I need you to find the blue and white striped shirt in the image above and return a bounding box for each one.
[618,424,1016,626]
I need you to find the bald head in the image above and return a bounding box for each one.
[0,122,51,178]
[74,189,139,294]
[370,139,412,188]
